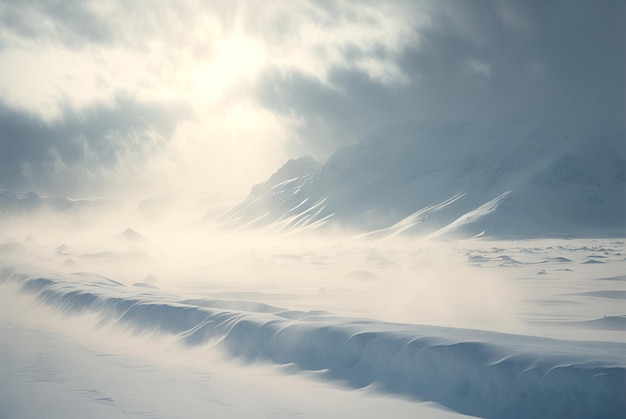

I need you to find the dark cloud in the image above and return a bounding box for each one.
[254,68,414,157]
[426,0,626,122]
[0,98,184,195]
[253,0,625,159]
[0,0,115,48]
[0,1,197,50]
[0,0,622,197]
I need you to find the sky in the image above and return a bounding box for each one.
[0,0,623,199]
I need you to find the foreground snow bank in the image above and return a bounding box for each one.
[1,264,624,419]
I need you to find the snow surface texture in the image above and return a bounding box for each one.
[0,313,469,419]
[1,116,625,417]
[217,120,626,238]
[1,254,625,419]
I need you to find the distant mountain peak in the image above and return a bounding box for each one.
[212,121,626,238]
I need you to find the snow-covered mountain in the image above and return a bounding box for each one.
[0,189,103,218]
[216,120,626,238]
[0,190,46,215]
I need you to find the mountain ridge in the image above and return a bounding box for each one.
[215,119,626,238]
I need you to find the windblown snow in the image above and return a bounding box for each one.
[1,226,625,418]
[1,119,625,418]
[1,262,625,419]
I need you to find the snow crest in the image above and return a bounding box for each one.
[2,265,625,419]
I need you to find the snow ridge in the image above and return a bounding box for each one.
[2,265,624,419]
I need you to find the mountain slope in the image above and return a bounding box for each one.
[0,189,103,219]
[0,190,46,215]
[216,120,626,238]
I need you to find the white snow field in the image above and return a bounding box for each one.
[0,228,625,419]
[1,118,624,418]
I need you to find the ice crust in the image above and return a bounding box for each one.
[2,264,624,419]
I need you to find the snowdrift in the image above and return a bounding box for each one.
[217,120,625,238]
[2,264,624,419]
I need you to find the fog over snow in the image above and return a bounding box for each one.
[0,1,625,418]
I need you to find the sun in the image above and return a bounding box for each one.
[193,36,266,105]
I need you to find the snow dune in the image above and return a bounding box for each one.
[2,264,624,419]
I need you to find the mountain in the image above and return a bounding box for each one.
[0,190,46,215]
[217,156,325,232]
[0,189,103,218]
[215,120,626,238]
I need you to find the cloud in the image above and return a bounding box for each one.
[0,0,622,198]
[280,0,624,156]
[254,67,420,157]
[0,0,428,197]
[253,0,427,85]
[0,0,114,48]
[466,59,491,79]
[0,0,427,120]
[0,98,182,195]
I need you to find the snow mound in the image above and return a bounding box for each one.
[569,316,626,331]
[1,264,624,419]
[119,228,145,241]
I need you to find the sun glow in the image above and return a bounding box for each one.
[193,36,266,105]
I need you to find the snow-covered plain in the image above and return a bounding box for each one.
[1,117,625,417]
[1,217,625,418]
